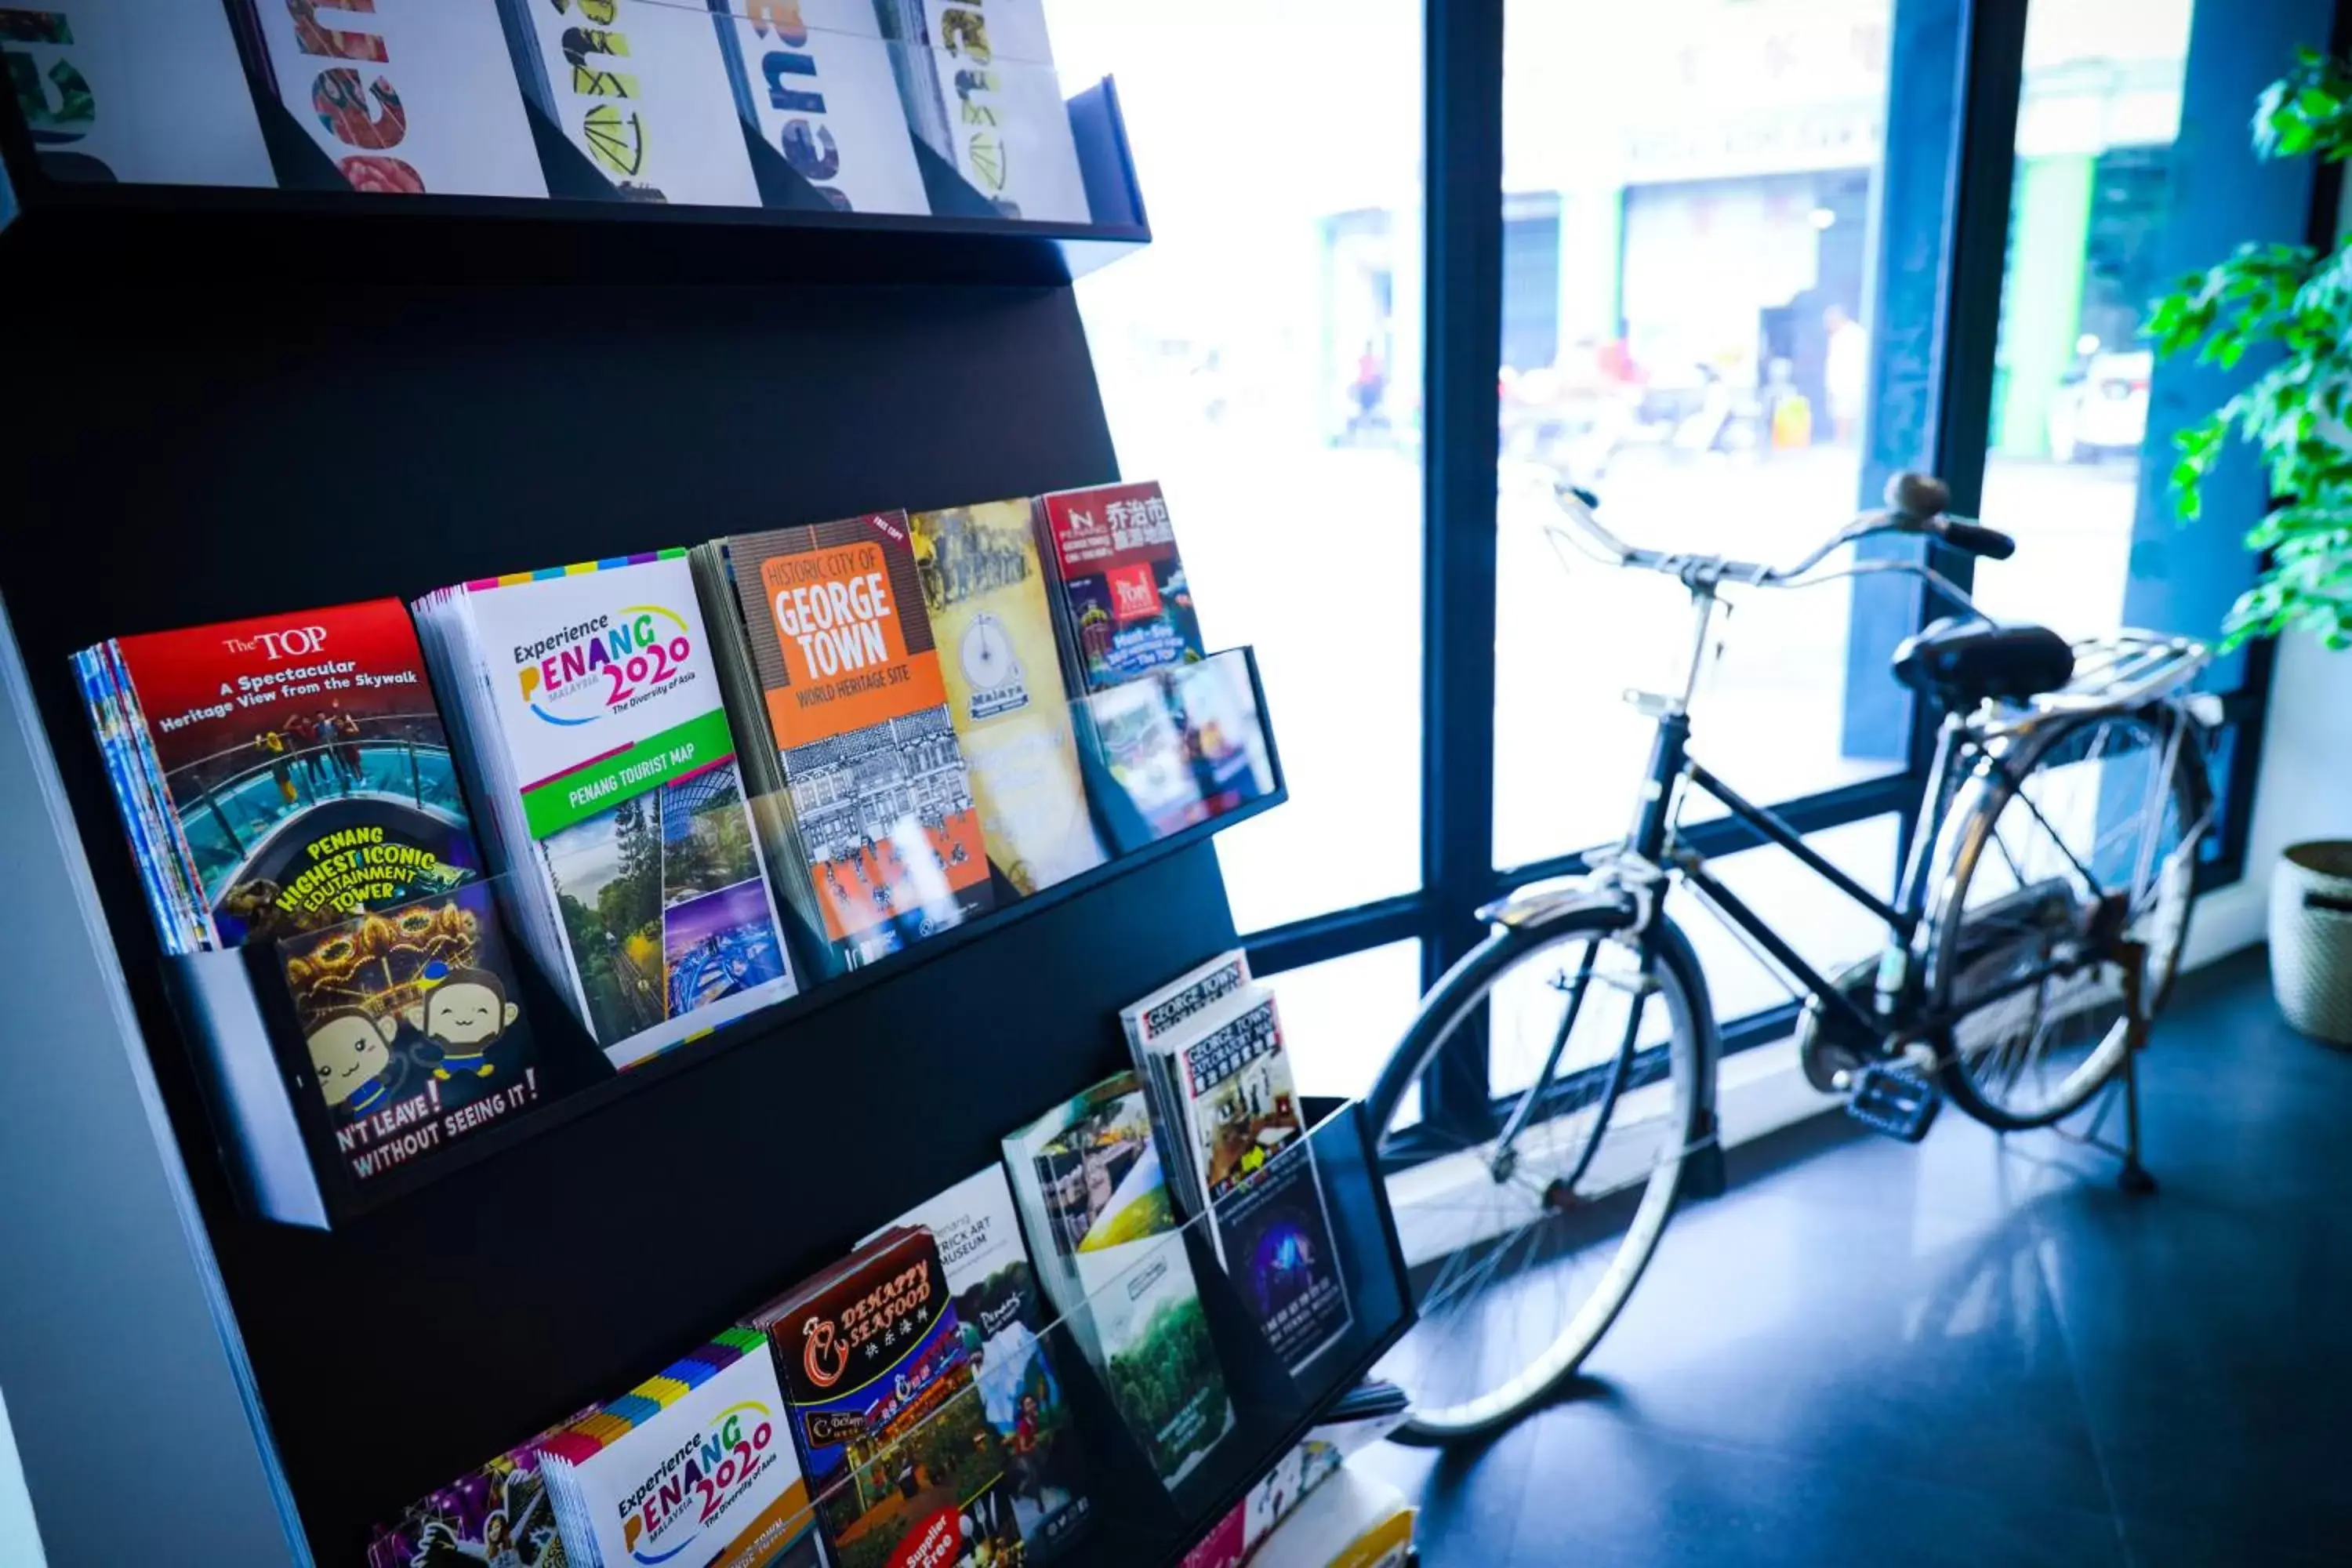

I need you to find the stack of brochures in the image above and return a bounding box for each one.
[414,550,796,1068]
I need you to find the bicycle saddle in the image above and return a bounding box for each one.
[1892,617,2075,708]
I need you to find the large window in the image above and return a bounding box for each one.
[1051,0,2288,1102]
[1047,0,1426,935]
[1973,0,2196,639]
[1494,0,1911,870]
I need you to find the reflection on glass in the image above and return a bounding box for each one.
[1973,0,2195,640]
[1494,0,1906,870]
[1046,0,1426,934]
[1078,650,1279,855]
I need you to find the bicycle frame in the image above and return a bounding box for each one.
[1619,579,2208,1054]
[1616,581,1920,1049]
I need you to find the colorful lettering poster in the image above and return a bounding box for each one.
[503,0,758,206]
[246,0,546,196]
[918,0,1087,221]
[714,0,929,214]
[0,2,274,187]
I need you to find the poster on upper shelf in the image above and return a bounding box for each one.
[499,0,759,206]
[241,0,546,197]
[711,0,928,214]
[0,2,274,187]
[280,879,569,1185]
[82,598,481,954]
[878,0,1088,221]
[1035,481,1207,695]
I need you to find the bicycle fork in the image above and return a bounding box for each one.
[1490,937,1657,1210]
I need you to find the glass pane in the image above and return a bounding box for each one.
[1267,940,1425,1109]
[1048,2,1425,933]
[1973,0,2194,640]
[1494,0,1913,871]
[1678,813,1901,1023]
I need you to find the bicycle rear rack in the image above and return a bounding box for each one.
[2034,631,2211,713]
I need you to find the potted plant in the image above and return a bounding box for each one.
[2147,47,2352,1043]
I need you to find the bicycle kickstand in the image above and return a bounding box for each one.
[2054,940,2158,1196]
[2114,940,2158,1196]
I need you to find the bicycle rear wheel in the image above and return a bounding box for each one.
[1367,906,1711,1443]
[1926,707,2209,1131]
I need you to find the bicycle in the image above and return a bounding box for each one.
[1367,474,2217,1444]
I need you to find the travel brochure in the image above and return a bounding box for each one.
[412,553,798,1069]
[696,513,996,971]
[1126,954,1352,1376]
[75,601,591,1188]
[369,1327,822,1568]
[873,1164,1094,1562]
[747,1226,1014,1568]
[2,0,1095,217]
[1004,1073,1239,1490]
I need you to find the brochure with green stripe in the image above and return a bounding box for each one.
[413,552,796,1067]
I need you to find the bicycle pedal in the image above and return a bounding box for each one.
[1845,1063,1942,1144]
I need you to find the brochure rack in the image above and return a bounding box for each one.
[165,647,1286,1230]
[0,44,1413,1568]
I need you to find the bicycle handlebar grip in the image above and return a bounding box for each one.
[1884,471,1952,520]
[1936,520,2018,561]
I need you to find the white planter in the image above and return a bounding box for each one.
[2270,841,2352,1046]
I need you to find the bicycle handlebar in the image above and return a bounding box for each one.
[1933,519,2017,561]
[1547,472,2017,586]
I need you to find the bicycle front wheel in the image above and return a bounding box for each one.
[1367,906,1711,1443]
[1926,706,2210,1131]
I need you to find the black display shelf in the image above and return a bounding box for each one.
[0,43,1414,1555]
[0,77,1149,287]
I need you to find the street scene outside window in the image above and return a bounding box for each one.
[1048,0,2194,1090]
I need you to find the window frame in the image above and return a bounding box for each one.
[1242,0,2303,1081]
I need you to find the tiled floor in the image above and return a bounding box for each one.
[1359,949,2349,1566]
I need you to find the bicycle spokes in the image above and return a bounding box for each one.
[1940,713,2196,1128]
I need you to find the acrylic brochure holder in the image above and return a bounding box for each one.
[158,648,1283,1229]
